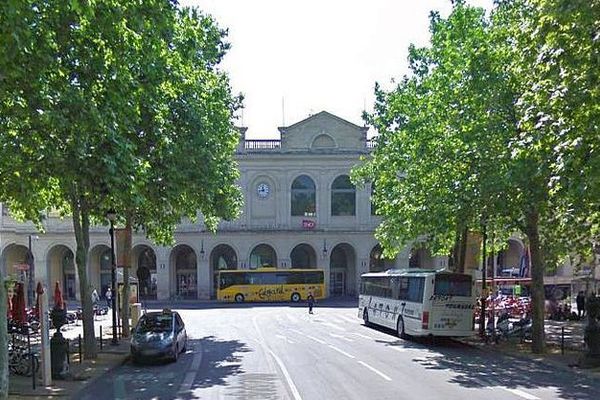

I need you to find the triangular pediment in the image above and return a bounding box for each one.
[277,111,367,153]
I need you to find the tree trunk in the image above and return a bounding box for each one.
[458,226,468,274]
[71,195,97,359]
[524,208,545,354]
[120,221,132,338]
[0,278,8,399]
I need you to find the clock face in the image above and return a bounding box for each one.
[257,183,270,198]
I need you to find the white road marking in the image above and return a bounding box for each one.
[472,377,539,400]
[349,332,374,340]
[276,334,295,344]
[329,333,353,342]
[114,375,126,399]
[179,372,196,392]
[253,313,302,400]
[190,348,202,370]
[269,350,303,400]
[304,334,327,344]
[390,346,410,353]
[500,388,540,400]
[321,322,345,331]
[328,345,356,359]
[358,361,392,381]
[338,316,357,323]
[178,343,204,393]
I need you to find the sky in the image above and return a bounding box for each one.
[181,0,493,138]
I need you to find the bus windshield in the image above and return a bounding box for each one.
[434,274,472,297]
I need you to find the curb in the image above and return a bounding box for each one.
[9,353,131,399]
[69,352,131,399]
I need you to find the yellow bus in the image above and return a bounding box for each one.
[217,268,326,303]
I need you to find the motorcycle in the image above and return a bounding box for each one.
[484,313,510,344]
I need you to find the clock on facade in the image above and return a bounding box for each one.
[257,182,270,198]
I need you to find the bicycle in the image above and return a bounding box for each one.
[8,343,39,377]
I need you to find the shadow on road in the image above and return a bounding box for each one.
[91,336,253,400]
[364,323,599,399]
[412,348,599,399]
[178,336,252,399]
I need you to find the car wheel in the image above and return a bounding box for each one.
[291,292,301,303]
[234,293,244,303]
[182,336,187,353]
[363,309,370,326]
[397,317,406,339]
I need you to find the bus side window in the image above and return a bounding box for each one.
[398,277,409,300]
[407,277,425,303]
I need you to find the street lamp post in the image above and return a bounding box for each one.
[107,210,118,345]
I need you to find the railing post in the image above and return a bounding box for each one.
[561,326,565,355]
[100,326,103,351]
[28,329,35,390]
[78,334,82,364]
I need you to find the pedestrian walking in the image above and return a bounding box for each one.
[91,288,99,306]
[307,293,315,314]
[106,287,113,308]
[576,291,585,318]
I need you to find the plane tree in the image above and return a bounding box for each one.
[0,0,241,381]
[354,0,599,354]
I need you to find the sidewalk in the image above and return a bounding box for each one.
[8,324,130,399]
[461,319,600,377]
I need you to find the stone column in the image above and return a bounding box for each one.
[155,246,170,301]
[323,250,330,297]
[197,255,210,300]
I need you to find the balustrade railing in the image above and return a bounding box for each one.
[244,139,282,150]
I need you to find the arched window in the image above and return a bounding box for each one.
[369,244,394,272]
[137,247,157,300]
[331,175,355,216]
[62,251,76,300]
[175,246,197,299]
[290,244,317,268]
[100,248,112,298]
[250,244,277,269]
[291,175,316,216]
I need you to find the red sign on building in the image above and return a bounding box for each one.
[302,220,316,229]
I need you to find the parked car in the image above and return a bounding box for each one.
[130,309,187,364]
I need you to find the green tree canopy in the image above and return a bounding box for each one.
[0,0,242,370]
[354,0,600,353]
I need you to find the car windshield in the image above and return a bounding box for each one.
[136,314,173,334]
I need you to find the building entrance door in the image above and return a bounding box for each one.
[64,273,76,300]
[330,271,345,296]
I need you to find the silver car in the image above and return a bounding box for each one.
[130,309,187,363]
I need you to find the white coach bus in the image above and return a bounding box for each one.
[358,269,476,338]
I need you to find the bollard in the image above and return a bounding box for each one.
[561,326,565,355]
[78,334,82,364]
[100,326,103,351]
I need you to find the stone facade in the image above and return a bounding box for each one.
[0,111,449,302]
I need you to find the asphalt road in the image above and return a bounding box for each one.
[79,301,600,400]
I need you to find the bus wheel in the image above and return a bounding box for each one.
[234,293,245,303]
[291,292,301,302]
[363,309,370,326]
[397,317,406,339]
